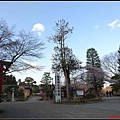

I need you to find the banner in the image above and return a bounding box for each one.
[55,72,61,102]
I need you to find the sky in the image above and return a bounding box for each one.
[0,1,120,86]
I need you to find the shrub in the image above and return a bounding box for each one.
[85,93,96,99]
[15,89,25,101]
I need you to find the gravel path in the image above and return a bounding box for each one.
[0,96,120,119]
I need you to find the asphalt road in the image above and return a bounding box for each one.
[0,96,120,119]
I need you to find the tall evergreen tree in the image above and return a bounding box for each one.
[86,48,103,97]
[86,48,101,68]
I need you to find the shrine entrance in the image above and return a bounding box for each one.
[0,60,11,92]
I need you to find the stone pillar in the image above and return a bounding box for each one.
[11,88,15,102]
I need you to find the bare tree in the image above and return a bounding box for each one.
[71,67,86,85]
[0,19,46,74]
[0,18,15,60]
[101,52,118,77]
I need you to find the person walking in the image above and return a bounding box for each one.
[109,91,112,97]
[106,90,109,97]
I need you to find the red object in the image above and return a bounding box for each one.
[84,90,86,96]
[0,61,11,92]
[110,116,120,118]
[0,64,4,92]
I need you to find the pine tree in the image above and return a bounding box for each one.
[40,72,53,98]
[48,19,82,100]
[86,48,102,97]
[86,48,101,68]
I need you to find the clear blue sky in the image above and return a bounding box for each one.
[0,1,120,85]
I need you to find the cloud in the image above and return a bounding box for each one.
[107,19,119,30]
[24,60,36,66]
[31,23,45,36]
[117,24,120,27]
[94,25,99,29]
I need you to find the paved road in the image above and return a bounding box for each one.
[0,96,120,119]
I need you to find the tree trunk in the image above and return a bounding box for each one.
[64,69,71,100]
[94,84,99,97]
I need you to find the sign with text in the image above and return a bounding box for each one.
[55,72,61,102]
[76,89,84,96]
